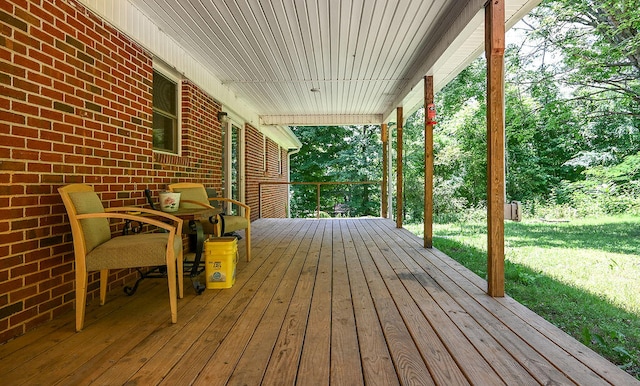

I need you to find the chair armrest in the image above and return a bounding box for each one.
[82,210,183,235]
[178,199,217,210]
[107,206,182,220]
[207,197,251,218]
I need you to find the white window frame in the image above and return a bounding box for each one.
[152,61,182,155]
[223,117,246,217]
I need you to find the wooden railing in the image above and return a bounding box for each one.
[258,181,382,219]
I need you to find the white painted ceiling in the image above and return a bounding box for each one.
[126,0,540,128]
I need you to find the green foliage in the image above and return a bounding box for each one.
[289,125,381,217]
[563,152,640,216]
[528,0,640,165]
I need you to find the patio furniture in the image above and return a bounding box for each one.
[168,183,252,261]
[144,188,221,294]
[58,184,184,331]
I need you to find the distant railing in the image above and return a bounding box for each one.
[258,181,382,219]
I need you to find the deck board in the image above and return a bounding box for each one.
[342,220,400,386]
[0,218,637,385]
[362,219,534,384]
[328,220,365,385]
[350,220,437,385]
[295,220,332,384]
[254,220,320,385]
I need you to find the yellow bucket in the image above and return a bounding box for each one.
[204,237,238,289]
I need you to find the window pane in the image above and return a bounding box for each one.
[153,111,175,151]
[153,72,176,114]
[152,70,178,153]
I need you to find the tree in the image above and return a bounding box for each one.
[290,125,381,217]
[524,0,640,165]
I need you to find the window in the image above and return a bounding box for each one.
[152,69,179,153]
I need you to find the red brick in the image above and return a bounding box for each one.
[25,226,50,239]
[0,45,10,62]
[24,312,52,331]
[25,205,51,217]
[28,93,52,108]
[40,174,63,183]
[6,37,28,56]
[51,282,73,299]
[14,54,41,72]
[10,261,39,278]
[39,256,62,270]
[14,29,40,49]
[12,173,39,183]
[41,41,65,62]
[24,269,50,286]
[26,139,52,151]
[12,240,39,255]
[40,108,62,121]
[14,5,41,27]
[13,78,40,94]
[0,278,23,293]
[0,110,26,124]
[0,255,23,270]
[29,27,55,47]
[38,276,62,292]
[10,306,39,325]
[41,86,63,101]
[0,135,22,151]
[29,3,54,24]
[11,149,39,161]
[26,185,52,195]
[12,102,39,116]
[11,218,38,231]
[27,70,52,87]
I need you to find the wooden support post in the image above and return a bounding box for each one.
[486,0,505,297]
[396,107,403,228]
[381,123,388,218]
[259,182,262,219]
[316,183,321,219]
[424,76,434,248]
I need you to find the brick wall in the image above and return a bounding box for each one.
[245,124,288,220]
[0,0,287,343]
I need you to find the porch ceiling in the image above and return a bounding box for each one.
[123,0,540,127]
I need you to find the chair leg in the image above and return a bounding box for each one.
[245,225,251,262]
[166,258,178,324]
[75,270,88,332]
[99,269,108,305]
[177,250,184,299]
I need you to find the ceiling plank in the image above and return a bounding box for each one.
[261,114,383,126]
[119,0,539,121]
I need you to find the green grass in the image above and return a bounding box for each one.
[405,215,640,380]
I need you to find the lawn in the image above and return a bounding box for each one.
[406,215,640,380]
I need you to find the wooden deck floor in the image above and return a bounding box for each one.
[0,218,637,385]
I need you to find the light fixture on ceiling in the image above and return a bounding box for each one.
[310,87,320,93]
[218,111,228,123]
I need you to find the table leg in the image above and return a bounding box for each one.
[188,220,206,294]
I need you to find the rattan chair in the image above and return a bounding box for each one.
[59,184,184,331]
[168,182,251,261]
